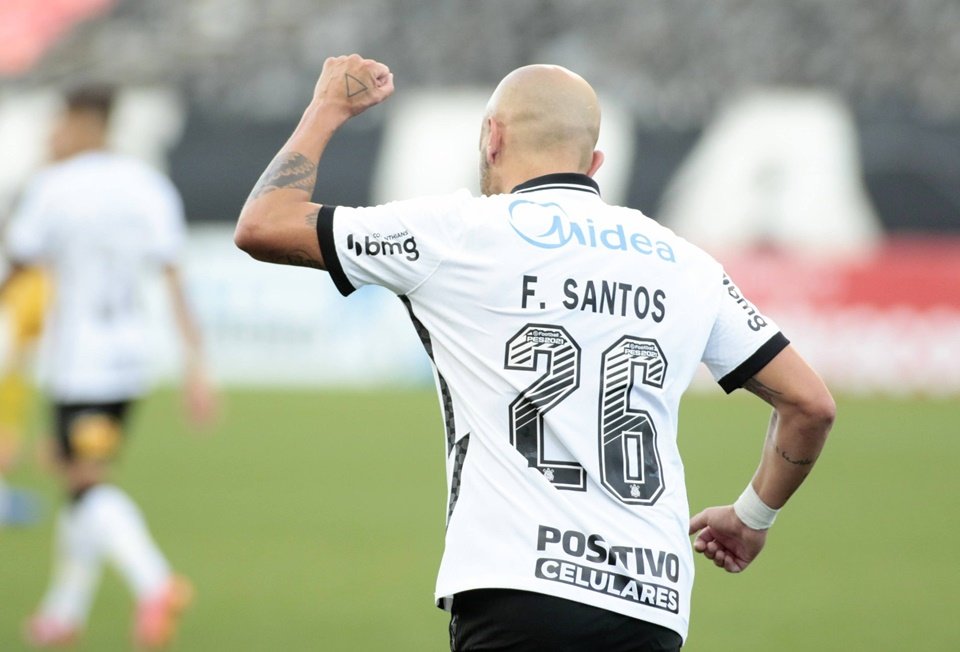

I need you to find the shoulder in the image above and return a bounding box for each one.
[36,152,171,189]
[364,188,474,212]
[108,155,183,206]
[601,203,721,273]
[11,162,76,212]
[22,159,72,192]
[109,153,173,183]
[336,189,474,227]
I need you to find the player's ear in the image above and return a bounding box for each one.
[586,150,604,177]
[485,117,503,165]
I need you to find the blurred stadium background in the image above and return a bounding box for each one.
[1,1,958,650]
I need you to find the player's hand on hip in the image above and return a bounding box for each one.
[312,54,394,119]
[689,505,767,573]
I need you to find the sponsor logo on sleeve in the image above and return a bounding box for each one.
[346,231,420,261]
[722,275,769,331]
[508,199,677,263]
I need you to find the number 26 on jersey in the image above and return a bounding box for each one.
[505,323,668,506]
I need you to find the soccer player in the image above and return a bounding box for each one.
[3,86,215,649]
[235,55,835,651]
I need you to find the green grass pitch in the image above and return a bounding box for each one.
[0,388,956,650]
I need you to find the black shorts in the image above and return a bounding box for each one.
[449,588,682,652]
[53,401,133,462]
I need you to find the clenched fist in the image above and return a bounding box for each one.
[312,54,395,119]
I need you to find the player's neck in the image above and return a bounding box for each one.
[58,143,108,162]
[494,152,590,194]
[500,167,588,193]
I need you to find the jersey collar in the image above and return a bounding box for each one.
[511,173,601,197]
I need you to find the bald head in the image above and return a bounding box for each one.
[480,64,602,194]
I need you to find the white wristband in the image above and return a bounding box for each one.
[733,484,779,530]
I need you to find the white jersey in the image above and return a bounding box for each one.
[316,173,787,641]
[6,151,185,403]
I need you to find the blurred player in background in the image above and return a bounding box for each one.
[0,264,47,526]
[236,55,835,650]
[3,86,216,649]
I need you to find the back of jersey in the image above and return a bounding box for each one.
[7,151,185,402]
[318,173,786,642]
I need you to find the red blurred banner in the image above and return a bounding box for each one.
[0,0,117,76]
[721,237,960,395]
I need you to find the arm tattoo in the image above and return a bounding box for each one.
[248,152,317,201]
[262,249,323,270]
[743,377,783,406]
[775,444,814,466]
[304,207,320,228]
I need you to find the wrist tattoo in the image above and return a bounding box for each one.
[248,152,317,201]
[775,444,814,466]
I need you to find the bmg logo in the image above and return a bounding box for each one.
[346,233,420,261]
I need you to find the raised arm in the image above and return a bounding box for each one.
[689,345,835,573]
[234,55,394,267]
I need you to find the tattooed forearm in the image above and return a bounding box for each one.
[259,249,324,270]
[744,377,783,406]
[775,444,814,466]
[281,249,324,269]
[248,152,317,201]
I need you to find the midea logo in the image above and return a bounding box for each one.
[508,199,676,263]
